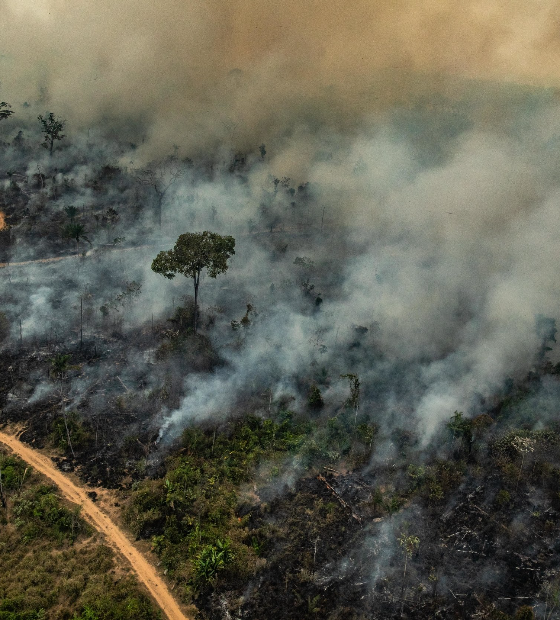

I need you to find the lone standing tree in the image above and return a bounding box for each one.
[151,231,235,334]
[38,112,65,155]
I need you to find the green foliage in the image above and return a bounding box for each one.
[63,222,90,250]
[307,384,324,409]
[50,411,91,452]
[447,411,473,447]
[72,606,99,620]
[124,414,308,596]
[38,112,65,154]
[194,539,235,583]
[13,484,84,544]
[0,454,28,491]
[496,489,511,507]
[356,423,376,447]
[152,231,235,333]
[151,231,235,281]
[49,353,73,379]
[398,532,420,556]
[0,452,159,620]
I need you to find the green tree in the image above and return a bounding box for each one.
[151,231,235,334]
[341,373,360,425]
[38,112,65,155]
[63,222,90,255]
[194,539,235,583]
[0,102,14,121]
[398,532,420,616]
[49,354,76,458]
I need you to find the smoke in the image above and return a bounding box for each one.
[2,2,560,451]
[4,0,560,157]
[145,102,560,442]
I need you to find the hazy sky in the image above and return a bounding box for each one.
[3,0,560,153]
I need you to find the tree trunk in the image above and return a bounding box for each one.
[400,556,408,617]
[63,410,76,458]
[50,136,54,156]
[155,192,163,230]
[193,273,200,335]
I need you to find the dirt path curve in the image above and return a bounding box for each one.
[0,430,191,620]
[0,243,159,269]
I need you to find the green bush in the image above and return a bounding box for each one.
[307,384,324,409]
[13,485,83,543]
[194,539,235,583]
[50,411,92,453]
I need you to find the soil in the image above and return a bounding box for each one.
[0,428,193,620]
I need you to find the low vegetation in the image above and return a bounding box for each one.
[0,451,160,620]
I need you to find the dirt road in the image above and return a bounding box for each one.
[0,430,190,620]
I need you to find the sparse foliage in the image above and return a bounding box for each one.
[38,112,66,155]
[341,373,360,424]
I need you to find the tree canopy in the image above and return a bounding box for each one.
[151,231,235,333]
[38,112,65,155]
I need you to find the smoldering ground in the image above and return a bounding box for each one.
[4,5,560,617]
[1,88,560,453]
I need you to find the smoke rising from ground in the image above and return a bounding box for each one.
[3,8,560,615]
[2,0,560,446]
[2,90,560,447]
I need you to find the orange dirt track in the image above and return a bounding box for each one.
[0,430,190,620]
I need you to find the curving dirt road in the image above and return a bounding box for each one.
[0,430,190,620]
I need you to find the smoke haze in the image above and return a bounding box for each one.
[2,0,560,446]
[4,0,560,156]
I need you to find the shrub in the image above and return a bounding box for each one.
[194,539,235,583]
[514,605,535,620]
[496,489,511,507]
[307,384,324,409]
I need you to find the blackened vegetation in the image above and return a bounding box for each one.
[0,317,223,487]
[5,335,560,617]
[113,366,560,620]
[3,123,560,620]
